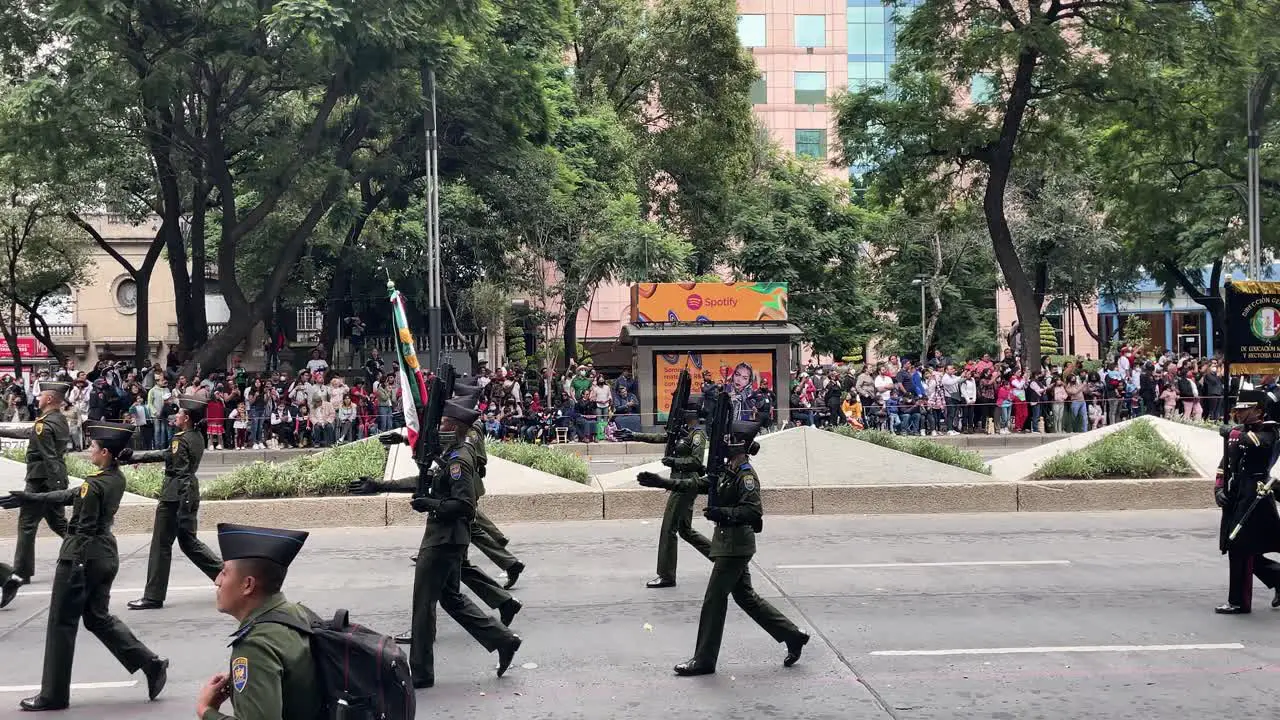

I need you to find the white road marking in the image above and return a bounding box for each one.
[19,585,209,599]
[777,560,1071,570]
[0,681,137,693]
[871,643,1245,657]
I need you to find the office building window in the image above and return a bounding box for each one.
[737,14,766,47]
[795,14,826,47]
[795,129,827,159]
[794,72,827,105]
[750,75,767,104]
[970,74,995,102]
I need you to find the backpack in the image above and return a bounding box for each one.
[258,607,415,720]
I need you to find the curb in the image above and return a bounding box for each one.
[0,478,1216,537]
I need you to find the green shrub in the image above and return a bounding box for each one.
[2,447,164,498]
[203,440,388,500]
[488,441,592,485]
[830,426,991,475]
[1033,419,1194,480]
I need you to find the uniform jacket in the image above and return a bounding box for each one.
[420,443,478,548]
[204,594,321,720]
[132,429,204,502]
[632,427,707,480]
[0,410,70,490]
[26,463,126,562]
[466,419,488,496]
[668,460,762,558]
[1217,423,1280,555]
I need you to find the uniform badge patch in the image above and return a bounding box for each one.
[743,476,757,491]
[232,657,249,693]
[79,483,89,498]
[170,439,179,453]
[33,421,42,436]
[449,463,463,480]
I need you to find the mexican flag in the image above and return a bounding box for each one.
[388,281,429,449]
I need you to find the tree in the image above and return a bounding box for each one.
[0,176,91,374]
[732,150,879,358]
[865,202,999,360]
[833,0,1193,370]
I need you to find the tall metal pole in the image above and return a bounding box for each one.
[1248,81,1263,280]
[422,66,442,372]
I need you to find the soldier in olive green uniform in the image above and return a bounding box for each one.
[0,380,72,584]
[124,395,222,610]
[625,405,711,588]
[0,421,168,711]
[409,401,522,688]
[197,523,320,720]
[638,420,809,676]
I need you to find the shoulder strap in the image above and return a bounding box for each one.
[252,606,327,637]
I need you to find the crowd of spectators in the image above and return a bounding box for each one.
[789,345,1228,435]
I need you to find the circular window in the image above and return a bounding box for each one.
[114,277,138,314]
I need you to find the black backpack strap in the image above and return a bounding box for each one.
[254,608,316,636]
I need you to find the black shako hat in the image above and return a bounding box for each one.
[726,420,762,454]
[442,401,481,426]
[216,523,309,567]
[39,380,71,397]
[1235,389,1270,411]
[85,420,134,452]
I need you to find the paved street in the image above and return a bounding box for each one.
[1,509,1276,719]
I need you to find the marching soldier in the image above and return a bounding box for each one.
[196,523,319,720]
[622,404,711,588]
[124,395,222,610]
[1214,388,1280,614]
[637,420,809,675]
[408,400,521,688]
[454,381,525,589]
[0,380,72,585]
[0,421,168,711]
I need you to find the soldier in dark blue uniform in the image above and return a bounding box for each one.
[638,420,809,675]
[1214,388,1280,614]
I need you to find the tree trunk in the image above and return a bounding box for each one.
[189,181,209,347]
[563,307,579,366]
[133,265,153,369]
[26,311,68,368]
[1,308,22,380]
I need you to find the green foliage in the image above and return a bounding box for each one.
[1045,355,1102,373]
[505,318,528,368]
[1121,317,1153,350]
[1039,318,1058,356]
[202,441,389,500]
[831,425,991,475]
[732,150,878,357]
[487,441,591,484]
[1034,420,1195,480]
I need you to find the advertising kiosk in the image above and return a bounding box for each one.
[620,282,802,430]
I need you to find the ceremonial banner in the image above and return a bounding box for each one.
[631,282,788,324]
[1225,280,1280,375]
[653,350,775,422]
[388,281,429,448]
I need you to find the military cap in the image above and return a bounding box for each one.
[453,382,482,397]
[85,420,135,451]
[39,380,71,397]
[1234,389,1270,410]
[442,401,481,426]
[726,419,762,451]
[216,523,308,567]
[682,398,703,420]
[177,394,208,412]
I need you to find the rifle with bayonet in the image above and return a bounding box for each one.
[664,369,692,460]
[415,374,446,498]
[703,388,731,508]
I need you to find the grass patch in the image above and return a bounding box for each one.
[203,441,388,500]
[830,426,991,475]
[1033,419,1195,480]
[3,447,166,498]
[488,441,592,485]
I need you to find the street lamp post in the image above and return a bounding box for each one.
[911,276,928,357]
[422,66,442,372]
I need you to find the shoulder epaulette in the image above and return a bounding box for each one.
[227,623,254,647]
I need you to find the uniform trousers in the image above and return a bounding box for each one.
[693,556,802,667]
[470,516,518,572]
[461,554,512,609]
[14,485,68,578]
[1227,550,1280,610]
[410,544,516,682]
[656,490,711,580]
[143,499,222,602]
[474,509,508,545]
[42,558,156,704]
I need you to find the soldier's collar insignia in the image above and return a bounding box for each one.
[232,656,249,693]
